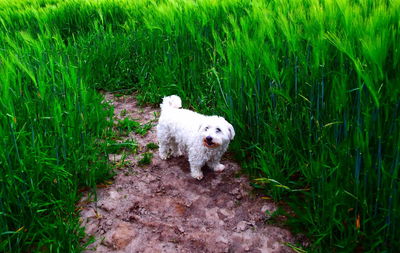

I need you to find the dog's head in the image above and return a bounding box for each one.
[198,116,235,149]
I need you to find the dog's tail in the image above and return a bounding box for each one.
[160,95,182,111]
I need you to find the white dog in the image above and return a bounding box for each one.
[156,95,235,180]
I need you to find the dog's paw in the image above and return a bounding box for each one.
[214,164,225,172]
[159,152,168,160]
[191,171,204,180]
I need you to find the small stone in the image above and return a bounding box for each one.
[219,208,234,220]
[80,208,97,220]
[216,235,229,244]
[231,188,240,195]
[184,200,193,207]
[261,204,276,218]
[109,191,120,200]
[236,221,248,232]
[104,222,136,250]
[99,201,116,212]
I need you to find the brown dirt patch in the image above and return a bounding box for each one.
[79,93,297,253]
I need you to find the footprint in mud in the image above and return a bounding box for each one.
[78,93,299,253]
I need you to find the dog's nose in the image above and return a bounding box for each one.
[206,136,213,142]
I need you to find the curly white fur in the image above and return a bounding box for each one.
[157,95,235,180]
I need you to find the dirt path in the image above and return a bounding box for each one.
[79,93,296,253]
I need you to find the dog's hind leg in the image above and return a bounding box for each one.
[157,125,170,160]
[170,139,183,157]
[158,141,169,160]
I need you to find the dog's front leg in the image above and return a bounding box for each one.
[188,151,204,180]
[206,158,225,172]
[190,164,204,180]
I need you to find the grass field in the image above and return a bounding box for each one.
[0,0,399,252]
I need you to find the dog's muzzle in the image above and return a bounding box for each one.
[203,136,220,148]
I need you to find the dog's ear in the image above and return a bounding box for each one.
[226,122,235,140]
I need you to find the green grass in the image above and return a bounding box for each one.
[116,117,154,136]
[0,0,399,252]
[105,139,138,154]
[146,142,159,150]
[0,22,114,253]
[138,152,154,167]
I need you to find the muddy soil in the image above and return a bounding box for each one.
[79,93,297,253]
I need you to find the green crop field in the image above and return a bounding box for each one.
[0,0,399,252]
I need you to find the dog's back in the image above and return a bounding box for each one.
[159,96,203,132]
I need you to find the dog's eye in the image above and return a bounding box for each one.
[204,127,209,131]
[216,128,221,132]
